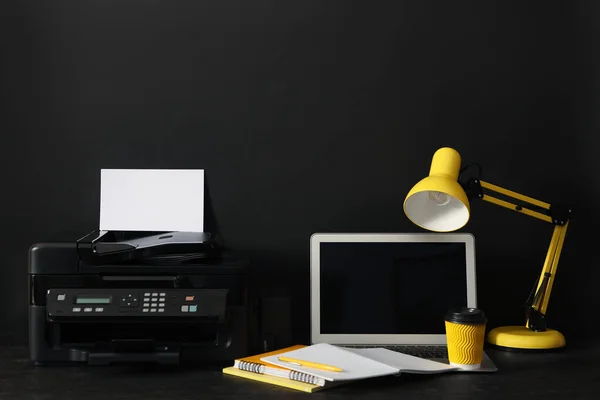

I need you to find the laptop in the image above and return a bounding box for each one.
[310,233,497,372]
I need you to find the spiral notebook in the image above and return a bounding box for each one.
[223,345,340,392]
[229,345,326,386]
[261,343,458,382]
[223,367,326,393]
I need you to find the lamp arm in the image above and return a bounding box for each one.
[523,223,568,331]
[463,178,572,332]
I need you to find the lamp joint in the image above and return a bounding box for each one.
[526,308,547,332]
[460,178,483,200]
[550,204,571,226]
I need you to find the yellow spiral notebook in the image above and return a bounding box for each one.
[223,367,326,393]
[222,345,336,393]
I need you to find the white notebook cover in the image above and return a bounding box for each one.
[261,343,458,382]
[262,343,399,381]
[344,347,458,374]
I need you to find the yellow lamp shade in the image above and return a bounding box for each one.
[404,147,471,232]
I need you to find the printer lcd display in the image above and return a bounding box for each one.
[75,297,112,304]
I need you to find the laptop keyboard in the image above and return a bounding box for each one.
[344,345,449,360]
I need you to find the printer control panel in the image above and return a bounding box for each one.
[46,288,227,318]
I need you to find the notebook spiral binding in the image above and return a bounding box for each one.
[289,370,322,385]
[238,361,265,374]
[237,361,322,385]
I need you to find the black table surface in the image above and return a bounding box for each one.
[1,342,598,399]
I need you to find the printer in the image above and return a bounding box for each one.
[28,230,254,366]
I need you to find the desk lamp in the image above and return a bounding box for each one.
[403,147,571,350]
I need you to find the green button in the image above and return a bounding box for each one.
[189,305,197,312]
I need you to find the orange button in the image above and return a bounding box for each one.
[185,296,194,301]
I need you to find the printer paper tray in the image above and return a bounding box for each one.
[54,319,227,365]
[58,320,221,347]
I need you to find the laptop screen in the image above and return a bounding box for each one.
[319,242,468,335]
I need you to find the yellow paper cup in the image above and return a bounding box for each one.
[444,308,487,370]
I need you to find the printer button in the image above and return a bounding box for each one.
[72,307,81,312]
[143,303,149,307]
[57,294,66,301]
[95,308,103,312]
[142,308,149,312]
[152,293,158,297]
[150,309,157,312]
[189,305,197,312]
[158,308,164,312]
[84,308,93,312]
[181,305,189,312]
[160,293,166,297]
[144,292,151,296]
[159,303,165,307]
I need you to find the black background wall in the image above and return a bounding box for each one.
[1,1,598,345]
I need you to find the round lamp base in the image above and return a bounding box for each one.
[487,326,566,351]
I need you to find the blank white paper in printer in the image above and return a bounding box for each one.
[99,169,204,233]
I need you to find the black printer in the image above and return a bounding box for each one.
[28,230,253,366]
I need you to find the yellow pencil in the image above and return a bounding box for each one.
[278,356,343,372]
